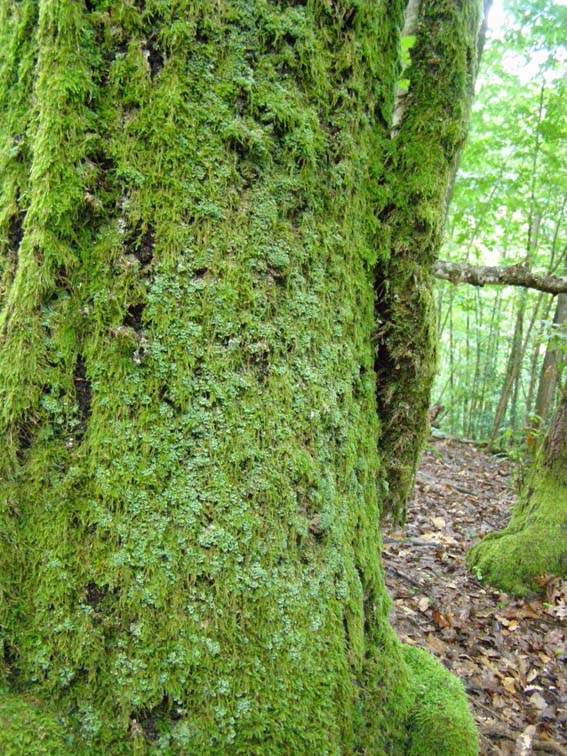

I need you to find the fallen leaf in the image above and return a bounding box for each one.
[432,608,452,628]
[417,596,430,613]
[514,724,536,755]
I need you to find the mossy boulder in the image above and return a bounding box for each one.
[403,646,479,756]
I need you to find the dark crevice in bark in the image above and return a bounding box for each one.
[158,385,178,411]
[268,269,287,287]
[340,7,357,33]
[145,36,164,79]
[73,355,92,438]
[124,223,155,269]
[16,416,35,462]
[124,302,145,333]
[54,266,72,294]
[342,613,350,653]
[7,211,25,256]
[192,267,209,282]
[132,698,183,744]
[135,713,159,743]
[2,640,18,680]
[355,564,371,636]
[226,136,251,162]
[85,582,106,609]
[114,41,129,59]
[91,152,115,192]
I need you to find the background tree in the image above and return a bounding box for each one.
[468,389,567,594]
[0,1,485,754]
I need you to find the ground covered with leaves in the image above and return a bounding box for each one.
[383,438,567,756]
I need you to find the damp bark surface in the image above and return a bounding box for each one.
[0,1,483,754]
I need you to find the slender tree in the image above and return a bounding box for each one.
[0,1,485,754]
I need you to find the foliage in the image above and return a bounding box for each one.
[433,0,567,444]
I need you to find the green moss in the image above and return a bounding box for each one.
[403,646,479,756]
[375,0,484,523]
[0,692,83,756]
[0,1,479,753]
[467,467,567,596]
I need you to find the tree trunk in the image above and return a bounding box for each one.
[468,394,567,595]
[0,2,483,754]
[374,0,486,522]
[525,294,554,429]
[490,290,527,446]
[532,292,567,428]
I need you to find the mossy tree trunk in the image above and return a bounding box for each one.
[0,1,483,754]
[468,395,567,596]
[375,0,491,521]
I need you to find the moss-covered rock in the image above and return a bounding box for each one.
[404,646,479,756]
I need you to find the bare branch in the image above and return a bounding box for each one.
[434,260,567,295]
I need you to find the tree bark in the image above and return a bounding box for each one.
[532,292,567,427]
[468,394,567,595]
[375,0,486,523]
[0,1,483,753]
[434,260,567,295]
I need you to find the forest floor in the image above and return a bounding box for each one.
[383,437,567,756]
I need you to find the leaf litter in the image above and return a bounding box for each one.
[383,437,567,755]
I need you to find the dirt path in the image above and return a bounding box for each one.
[383,437,567,756]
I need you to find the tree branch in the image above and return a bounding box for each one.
[434,260,567,295]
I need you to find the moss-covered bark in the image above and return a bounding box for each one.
[0,1,479,753]
[376,0,485,522]
[468,396,567,596]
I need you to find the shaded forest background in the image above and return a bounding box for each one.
[433,0,567,448]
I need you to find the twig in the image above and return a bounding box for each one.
[532,741,567,756]
[416,471,480,496]
[481,725,567,756]
[383,536,440,548]
[383,565,424,590]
